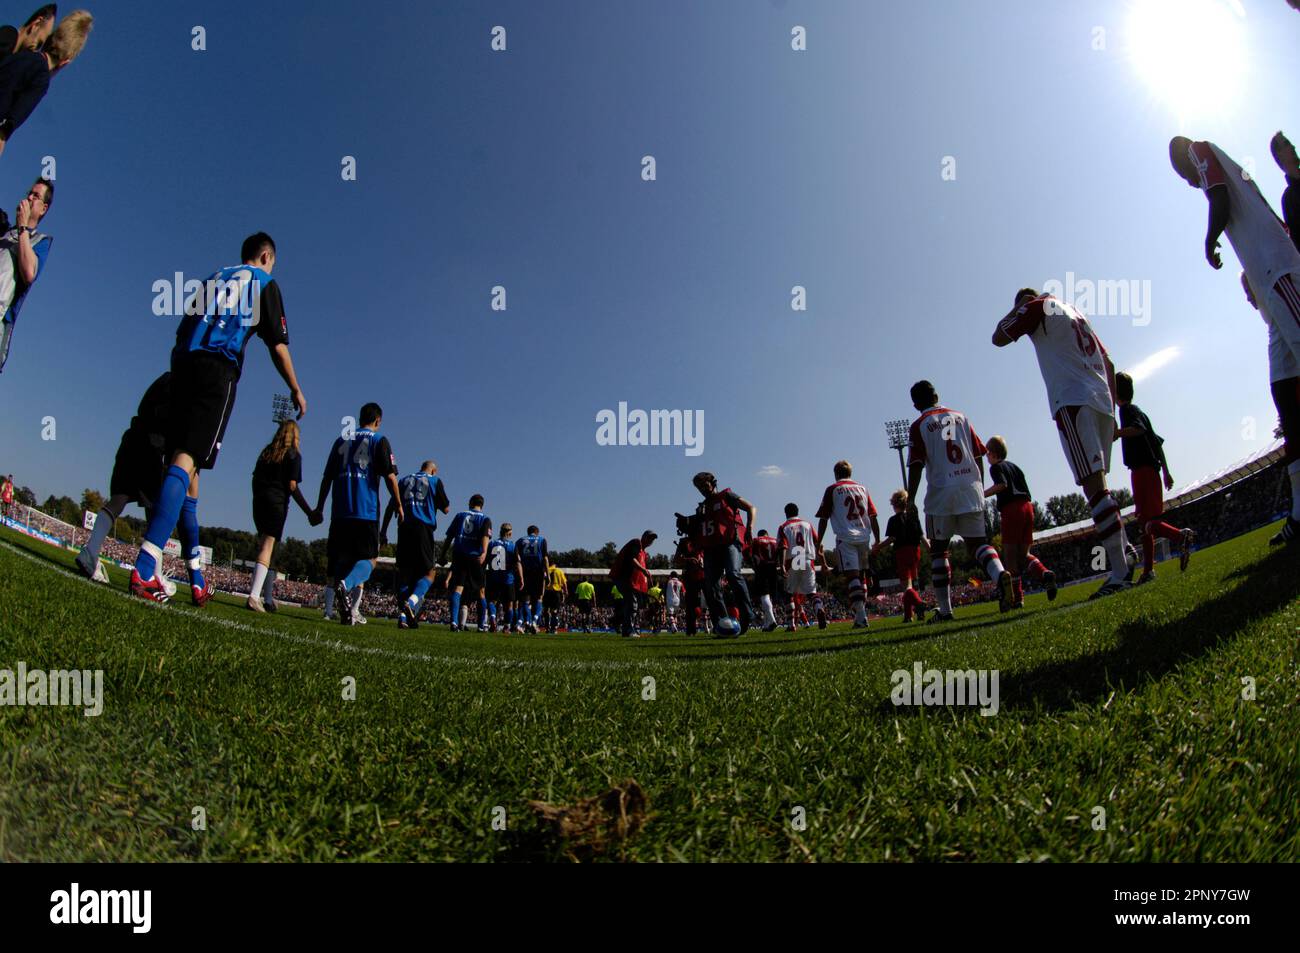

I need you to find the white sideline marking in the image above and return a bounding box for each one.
[1,538,1089,672]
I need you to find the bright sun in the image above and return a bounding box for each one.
[1126,0,1248,124]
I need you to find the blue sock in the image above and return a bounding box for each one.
[180,495,205,588]
[342,559,373,592]
[409,577,432,605]
[450,591,462,624]
[488,603,497,622]
[478,597,487,624]
[135,465,188,580]
[507,607,515,626]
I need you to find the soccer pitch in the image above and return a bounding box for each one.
[1,524,1296,862]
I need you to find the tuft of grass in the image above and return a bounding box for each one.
[1,524,1297,862]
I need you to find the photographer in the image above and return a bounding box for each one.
[672,511,707,635]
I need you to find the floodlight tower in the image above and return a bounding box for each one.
[885,418,910,488]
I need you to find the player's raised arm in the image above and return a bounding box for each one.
[991,306,1019,347]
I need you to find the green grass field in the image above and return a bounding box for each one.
[1,523,1297,862]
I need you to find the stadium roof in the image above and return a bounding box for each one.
[1034,439,1285,543]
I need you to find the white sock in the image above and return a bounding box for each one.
[350,585,364,616]
[761,595,776,626]
[1289,460,1300,520]
[936,585,952,615]
[250,563,269,600]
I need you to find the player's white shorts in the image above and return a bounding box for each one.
[665,592,680,609]
[835,540,872,573]
[1054,404,1114,485]
[1263,292,1300,382]
[1264,272,1300,361]
[785,568,817,595]
[925,511,985,541]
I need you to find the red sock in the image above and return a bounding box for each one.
[1013,576,1023,602]
[1142,531,1156,572]
[1024,555,1046,580]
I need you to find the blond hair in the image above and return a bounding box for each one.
[46,10,92,66]
[890,489,909,509]
[986,435,1008,460]
[259,419,300,466]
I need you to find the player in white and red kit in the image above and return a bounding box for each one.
[1170,137,1300,542]
[778,502,826,631]
[815,461,880,628]
[664,572,685,632]
[993,291,1136,598]
[905,381,1013,620]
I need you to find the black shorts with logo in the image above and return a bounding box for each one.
[486,576,515,603]
[523,566,546,601]
[328,517,379,578]
[109,428,165,510]
[396,519,438,587]
[451,549,486,592]
[167,354,238,471]
[752,563,780,598]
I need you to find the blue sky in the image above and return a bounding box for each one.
[0,0,1297,554]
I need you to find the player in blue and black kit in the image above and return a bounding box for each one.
[486,523,524,633]
[516,525,549,634]
[440,495,492,632]
[381,460,450,630]
[129,232,308,605]
[313,402,402,626]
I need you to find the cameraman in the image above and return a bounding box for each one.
[691,471,756,637]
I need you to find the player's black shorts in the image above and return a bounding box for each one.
[752,564,779,598]
[327,517,379,577]
[252,495,289,541]
[486,575,514,603]
[167,354,238,470]
[451,550,486,592]
[576,598,592,614]
[543,589,563,609]
[396,519,438,586]
[523,566,546,600]
[109,428,164,510]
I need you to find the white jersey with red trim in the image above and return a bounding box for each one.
[777,517,819,571]
[907,406,986,516]
[665,577,684,607]
[998,295,1113,418]
[1187,140,1300,295]
[814,480,877,544]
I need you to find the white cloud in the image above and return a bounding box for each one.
[757,465,785,478]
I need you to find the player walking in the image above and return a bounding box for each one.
[905,381,1014,620]
[815,461,880,629]
[993,291,1136,597]
[691,472,756,637]
[129,233,307,605]
[485,524,524,632]
[516,525,549,634]
[1170,137,1300,541]
[441,495,492,632]
[663,572,684,633]
[777,502,826,632]
[381,460,450,629]
[313,402,401,626]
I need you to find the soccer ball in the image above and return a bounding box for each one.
[715,616,740,637]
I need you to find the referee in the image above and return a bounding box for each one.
[248,418,316,612]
